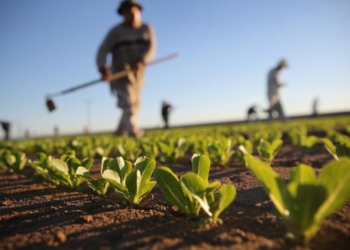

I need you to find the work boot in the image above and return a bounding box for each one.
[114,130,129,137]
[130,130,144,139]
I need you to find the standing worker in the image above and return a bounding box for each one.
[266,59,288,121]
[161,100,172,129]
[1,121,10,140]
[312,97,319,116]
[96,0,156,138]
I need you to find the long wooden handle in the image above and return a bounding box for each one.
[47,53,179,98]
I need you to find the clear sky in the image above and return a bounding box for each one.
[1,0,350,138]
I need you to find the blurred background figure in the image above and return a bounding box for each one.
[24,129,30,138]
[312,97,319,116]
[96,0,156,139]
[247,105,258,121]
[266,59,288,122]
[1,121,11,140]
[54,126,59,137]
[83,126,89,134]
[161,100,172,129]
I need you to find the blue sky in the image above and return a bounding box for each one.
[1,0,349,138]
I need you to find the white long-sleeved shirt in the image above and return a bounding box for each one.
[267,68,285,104]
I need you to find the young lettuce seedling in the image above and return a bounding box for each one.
[115,138,142,162]
[256,138,283,163]
[76,166,109,196]
[207,139,234,166]
[244,154,350,243]
[321,137,350,160]
[154,154,236,224]
[0,150,27,173]
[266,130,283,143]
[158,137,189,163]
[101,156,156,207]
[334,135,350,157]
[140,140,159,160]
[29,153,60,185]
[300,135,319,153]
[235,140,253,167]
[29,151,93,190]
[320,138,339,160]
[288,126,307,146]
[68,139,96,158]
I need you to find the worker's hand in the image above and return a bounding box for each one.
[99,66,112,81]
[134,60,145,71]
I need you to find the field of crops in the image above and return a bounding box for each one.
[1,116,350,250]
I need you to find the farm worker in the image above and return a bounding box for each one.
[312,97,319,116]
[266,59,288,121]
[1,121,11,140]
[161,100,172,129]
[96,0,156,138]
[246,105,258,121]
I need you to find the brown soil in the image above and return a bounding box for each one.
[0,144,349,250]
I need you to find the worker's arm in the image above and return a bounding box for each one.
[274,71,287,89]
[140,25,156,65]
[96,29,115,81]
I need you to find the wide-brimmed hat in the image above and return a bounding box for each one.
[117,0,143,15]
[277,59,288,68]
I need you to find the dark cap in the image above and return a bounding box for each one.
[117,0,143,15]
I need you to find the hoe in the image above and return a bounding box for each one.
[45,53,178,112]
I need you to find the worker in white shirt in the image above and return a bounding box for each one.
[266,59,288,121]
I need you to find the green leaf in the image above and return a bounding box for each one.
[271,139,283,154]
[66,157,82,175]
[154,167,189,214]
[288,164,316,186]
[191,154,210,185]
[210,184,236,222]
[5,155,16,166]
[135,157,156,198]
[285,165,327,242]
[51,159,69,175]
[243,140,253,155]
[36,152,46,161]
[81,158,94,171]
[101,157,110,173]
[111,157,132,184]
[76,166,94,181]
[102,169,129,200]
[315,157,350,223]
[89,178,109,196]
[285,184,327,243]
[121,160,132,185]
[126,171,139,204]
[135,157,155,180]
[102,169,124,190]
[336,143,350,157]
[244,155,288,216]
[320,138,338,160]
[77,166,109,196]
[257,139,282,163]
[180,172,209,216]
[206,181,221,193]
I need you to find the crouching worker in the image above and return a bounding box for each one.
[247,105,258,121]
[96,0,156,138]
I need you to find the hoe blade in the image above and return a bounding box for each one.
[46,98,56,112]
